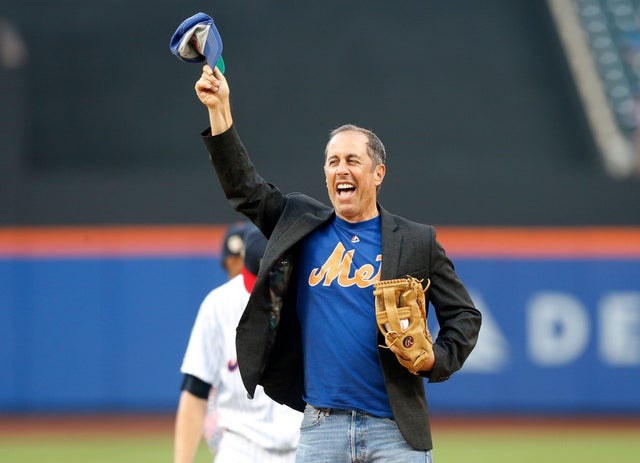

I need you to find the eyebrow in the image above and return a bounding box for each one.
[326,153,362,161]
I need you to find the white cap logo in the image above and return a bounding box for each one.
[226,235,244,255]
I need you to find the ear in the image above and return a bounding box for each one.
[374,164,386,186]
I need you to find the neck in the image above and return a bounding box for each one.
[336,209,380,223]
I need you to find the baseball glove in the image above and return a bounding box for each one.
[373,276,433,375]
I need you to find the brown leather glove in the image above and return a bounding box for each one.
[374,276,433,374]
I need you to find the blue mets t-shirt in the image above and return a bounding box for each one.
[296,215,393,418]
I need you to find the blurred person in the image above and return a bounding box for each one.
[191,65,482,462]
[202,220,249,449]
[220,222,249,279]
[174,226,302,463]
[0,18,28,69]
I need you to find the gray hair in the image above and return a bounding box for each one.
[325,124,386,166]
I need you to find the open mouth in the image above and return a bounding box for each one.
[337,183,355,197]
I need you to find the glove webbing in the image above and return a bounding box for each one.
[376,277,430,348]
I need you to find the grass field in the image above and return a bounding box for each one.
[0,435,212,463]
[433,429,640,463]
[0,415,638,463]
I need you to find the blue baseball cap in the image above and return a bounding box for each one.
[221,222,248,261]
[170,12,225,73]
[242,227,267,276]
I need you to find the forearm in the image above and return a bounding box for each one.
[208,104,233,136]
[174,390,208,463]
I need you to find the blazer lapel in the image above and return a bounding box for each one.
[379,206,402,280]
[262,207,334,269]
[280,208,333,245]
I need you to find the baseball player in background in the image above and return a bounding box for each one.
[219,222,249,279]
[174,226,302,463]
[203,220,248,449]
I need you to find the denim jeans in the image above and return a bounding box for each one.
[295,405,433,463]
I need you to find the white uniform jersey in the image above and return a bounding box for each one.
[180,274,302,459]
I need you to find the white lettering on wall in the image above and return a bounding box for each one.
[445,290,640,374]
[599,293,640,365]
[460,291,509,372]
[527,292,590,366]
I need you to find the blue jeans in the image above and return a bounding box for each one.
[295,405,433,463]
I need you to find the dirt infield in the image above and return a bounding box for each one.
[1,414,639,437]
[0,414,175,437]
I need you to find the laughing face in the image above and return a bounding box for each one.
[324,130,385,223]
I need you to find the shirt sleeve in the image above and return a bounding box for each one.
[180,291,224,387]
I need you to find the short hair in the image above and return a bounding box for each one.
[326,124,386,166]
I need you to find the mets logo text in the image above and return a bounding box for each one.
[308,243,381,288]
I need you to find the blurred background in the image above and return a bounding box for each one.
[1,0,639,421]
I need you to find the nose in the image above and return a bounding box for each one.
[335,160,349,175]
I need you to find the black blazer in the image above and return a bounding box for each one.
[202,125,482,450]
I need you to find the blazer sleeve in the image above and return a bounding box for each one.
[425,229,482,382]
[201,125,286,238]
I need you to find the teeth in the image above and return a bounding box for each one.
[337,184,353,190]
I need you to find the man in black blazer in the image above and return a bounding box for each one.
[194,64,481,462]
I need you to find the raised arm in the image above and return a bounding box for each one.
[195,64,233,135]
